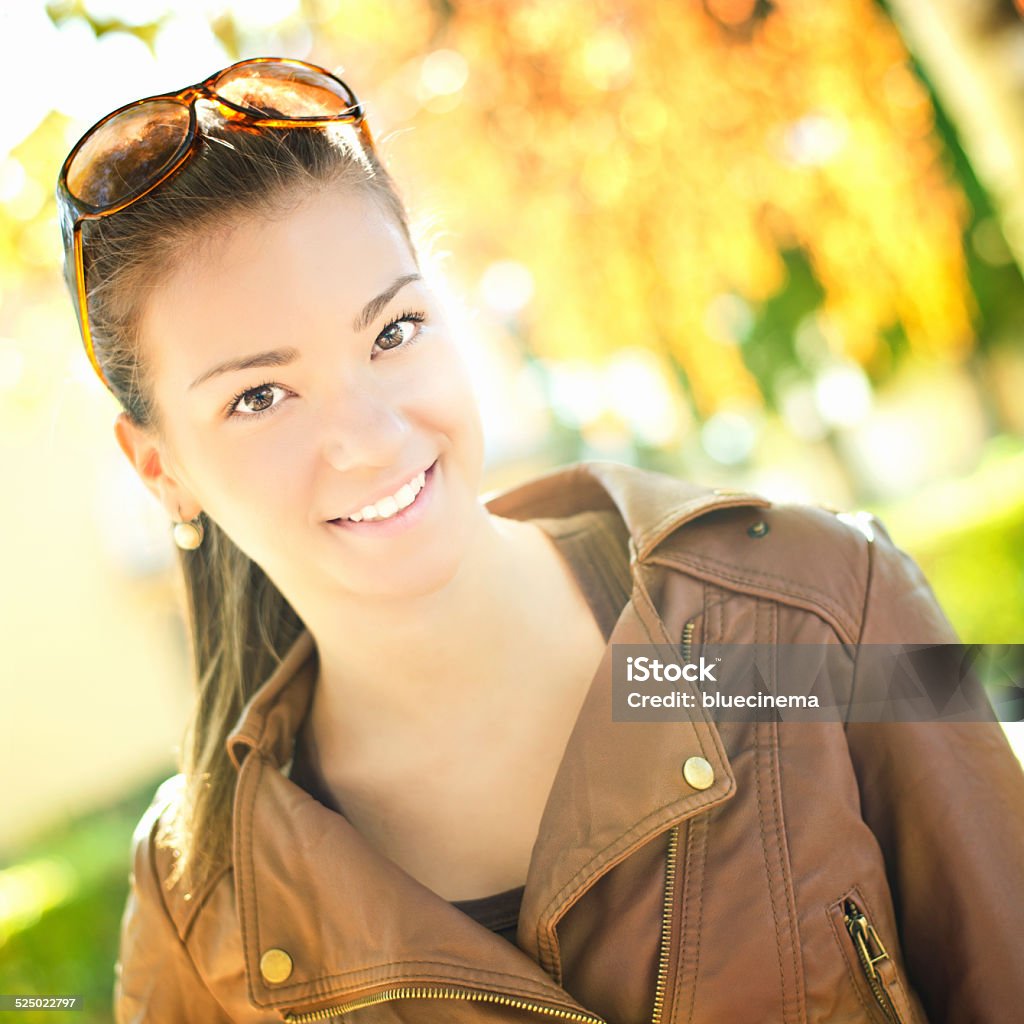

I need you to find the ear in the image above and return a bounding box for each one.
[113,412,201,522]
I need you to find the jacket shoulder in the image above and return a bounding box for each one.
[128,773,218,943]
[116,774,234,1022]
[129,773,184,877]
[652,496,891,644]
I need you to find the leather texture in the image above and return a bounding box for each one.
[113,459,1024,1023]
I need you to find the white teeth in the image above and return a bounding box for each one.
[344,469,426,523]
[394,483,417,510]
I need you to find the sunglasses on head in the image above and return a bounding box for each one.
[56,57,375,389]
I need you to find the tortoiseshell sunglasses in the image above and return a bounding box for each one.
[56,57,374,389]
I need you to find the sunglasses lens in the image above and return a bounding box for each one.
[212,61,360,120]
[66,101,192,209]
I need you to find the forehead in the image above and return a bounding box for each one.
[138,187,416,392]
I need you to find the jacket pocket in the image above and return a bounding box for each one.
[827,888,920,1024]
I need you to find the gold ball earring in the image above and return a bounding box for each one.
[173,509,205,551]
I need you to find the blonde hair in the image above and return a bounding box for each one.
[69,110,420,893]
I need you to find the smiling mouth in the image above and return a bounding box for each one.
[329,459,437,525]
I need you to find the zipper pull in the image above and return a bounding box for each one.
[843,898,891,979]
[840,897,917,1024]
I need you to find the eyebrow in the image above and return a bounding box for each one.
[352,273,423,333]
[189,347,300,391]
[188,274,423,391]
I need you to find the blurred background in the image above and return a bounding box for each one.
[2,0,1023,1018]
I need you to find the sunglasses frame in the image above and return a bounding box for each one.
[57,57,375,388]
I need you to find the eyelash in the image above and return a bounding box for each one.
[224,309,429,420]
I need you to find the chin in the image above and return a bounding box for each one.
[345,541,469,602]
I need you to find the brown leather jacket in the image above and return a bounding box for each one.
[114,460,1024,1023]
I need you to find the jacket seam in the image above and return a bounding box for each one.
[754,605,790,1021]
[647,556,861,673]
[239,750,261,1003]
[855,533,875,647]
[768,599,806,1024]
[680,815,709,1024]
[759,599,808,1024]
[650,551,859,642]
[845,531,876,734]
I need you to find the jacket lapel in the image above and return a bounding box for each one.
[233,722,599,1014]
[517,590,739,979]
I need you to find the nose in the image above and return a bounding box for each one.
[318,381,412,473]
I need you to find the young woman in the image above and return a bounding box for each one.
[56,58,1024,1024]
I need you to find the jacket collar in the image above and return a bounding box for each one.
[480,458,770,563]
[224,460,771,1015]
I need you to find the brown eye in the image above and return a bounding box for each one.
[374,311,426,353]
[246,386,275,411]
[230,383,288,417]
[377,320,414,351]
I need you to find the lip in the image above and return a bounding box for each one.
[326,458,438,536]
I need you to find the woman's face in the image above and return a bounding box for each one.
[128,186,488,604]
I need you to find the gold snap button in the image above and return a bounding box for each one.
[747,520,769,538]
[260,948,293,984]
[682,756,715,790]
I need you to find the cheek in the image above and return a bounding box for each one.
[185,426,311,529]
[417,336,481,429]
[426,341,486,484]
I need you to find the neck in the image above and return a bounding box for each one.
[289,507,552,768]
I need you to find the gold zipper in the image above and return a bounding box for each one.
[649,823,680,1024]
[282,984,607,1022]
[681,619,695,664]
[842,898,904,1024]
[648,615,694,1023]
